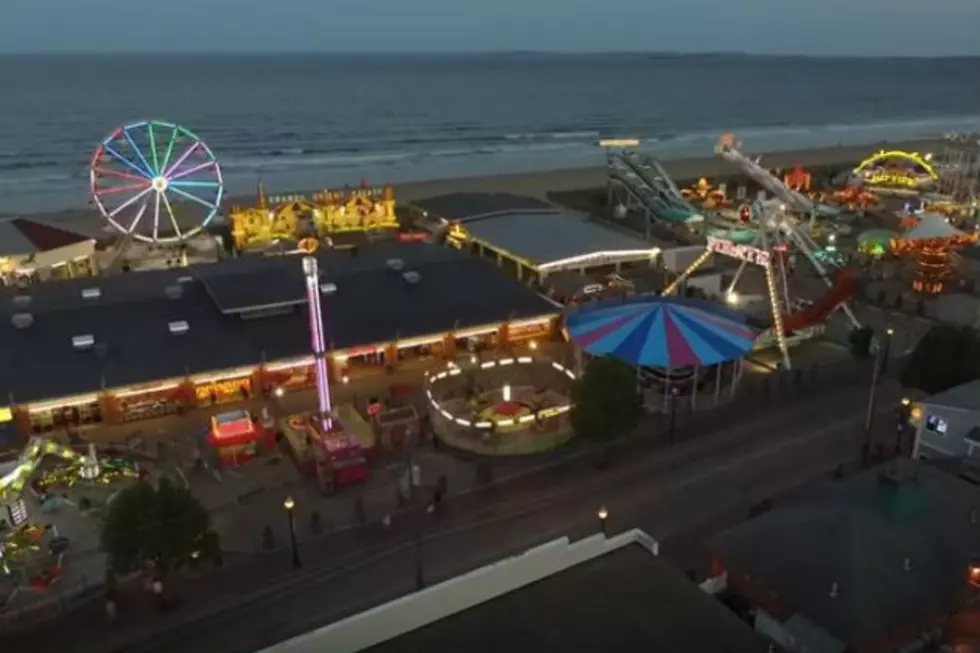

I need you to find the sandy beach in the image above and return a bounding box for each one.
[12,137,944,240]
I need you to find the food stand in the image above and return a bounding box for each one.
[206,410,273,467]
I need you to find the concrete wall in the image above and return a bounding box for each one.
[259,530,659,653]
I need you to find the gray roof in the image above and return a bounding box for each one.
[460,211,653,267]
[712,460,980,646]
[0,242,558,403]
[365,543,769,653]
[924,379,980,412]
[411,192,551,221]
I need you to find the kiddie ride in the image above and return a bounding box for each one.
[228,183,398,253]
[280,413,368,494]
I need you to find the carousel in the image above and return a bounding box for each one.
[565,296,758,411]
[892,214,978,293]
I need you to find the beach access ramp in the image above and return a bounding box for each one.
[606,148,704,225]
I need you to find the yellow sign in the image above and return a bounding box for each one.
[197,378,252,401]
[0,407,11,423]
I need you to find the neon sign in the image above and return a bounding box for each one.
[706,236,771,266]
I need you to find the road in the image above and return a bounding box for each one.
[3,380,904,653]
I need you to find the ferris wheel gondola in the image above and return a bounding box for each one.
[90,120,224,244]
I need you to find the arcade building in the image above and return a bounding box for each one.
[0,241,559,440]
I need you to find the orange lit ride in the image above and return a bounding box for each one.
[828,185,880,211]
[783,164,812,192]
[682,178,731,208]
[892,216,978,293]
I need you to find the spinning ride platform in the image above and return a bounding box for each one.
[426,357,577,456]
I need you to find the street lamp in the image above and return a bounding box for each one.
[598,506,609,536]
[668,387,680,443]
[896,397,912,455]
[881,328,895,373]
[283,496,301,569]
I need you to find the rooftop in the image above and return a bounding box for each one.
[0,242,558,403]
[0,218,93,257]
[712,459,980,647]
[364,542,769,653]
[923,379,980,412]
[460,210,656,268]
[411,192,551,221]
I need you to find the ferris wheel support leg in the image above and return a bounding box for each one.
[763,262,792,370]
[663,249,712,296]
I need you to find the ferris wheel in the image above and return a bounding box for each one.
[90,120,224,244]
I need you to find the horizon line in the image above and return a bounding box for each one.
[0,50,978,59]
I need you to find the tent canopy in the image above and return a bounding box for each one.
[903,214,964,241]
[566,296,757,368]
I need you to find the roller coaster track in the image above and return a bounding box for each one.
[608,150,702,223]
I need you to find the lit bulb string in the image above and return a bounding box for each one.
[303,258,333,429]
[90,121,224,243]
[425,357,576,429]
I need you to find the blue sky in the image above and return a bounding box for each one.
[3,0,979,56]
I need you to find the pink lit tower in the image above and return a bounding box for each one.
[302,256,333,430]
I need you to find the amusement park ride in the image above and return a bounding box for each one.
[664,134,860,369]
[90,120,224,270]
[227,184,397,253]
[681,178,732,209]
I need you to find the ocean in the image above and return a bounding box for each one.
[1,53,979,214]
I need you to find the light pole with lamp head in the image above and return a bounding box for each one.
[896,397,911,455]
[668,387,680,444]
[598,506,609,536]
[283,496,301,569]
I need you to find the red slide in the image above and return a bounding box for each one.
[782,267,855,333]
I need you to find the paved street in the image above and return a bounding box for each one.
[0,375,905,653]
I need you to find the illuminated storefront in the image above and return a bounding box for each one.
[27,394,102,433]
[193,367,257,407]
[7,314,558,438]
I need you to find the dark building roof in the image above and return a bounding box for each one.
[0,218,93,257]
[712,460,980,647]
[0,242,558,403]
[365,544,770,653]
[411,192,552,221]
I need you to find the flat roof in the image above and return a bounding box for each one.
[412,192,551,221]
[923,379,980,412]
[365,544,769,653]
[0,242,558,404]
[462,211,655,267]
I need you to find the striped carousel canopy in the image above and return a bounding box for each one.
[566,297,758,368]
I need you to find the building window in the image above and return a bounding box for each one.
[925,414,948,435]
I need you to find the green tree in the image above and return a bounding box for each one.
[900,324,980,394]
[101,479,216,580]
[571,355,643,445]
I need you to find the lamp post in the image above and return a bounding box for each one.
[863,333,886,466]
[896,397,911,455]
[598,506,609,536]
[668,387,680,444]
[881,327,895,374]
[283,496,301,569]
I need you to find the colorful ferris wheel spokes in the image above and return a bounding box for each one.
[90,120,224,244]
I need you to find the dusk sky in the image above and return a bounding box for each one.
[3,0,979,56]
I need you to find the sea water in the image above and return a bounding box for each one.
[1,53,978,214]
